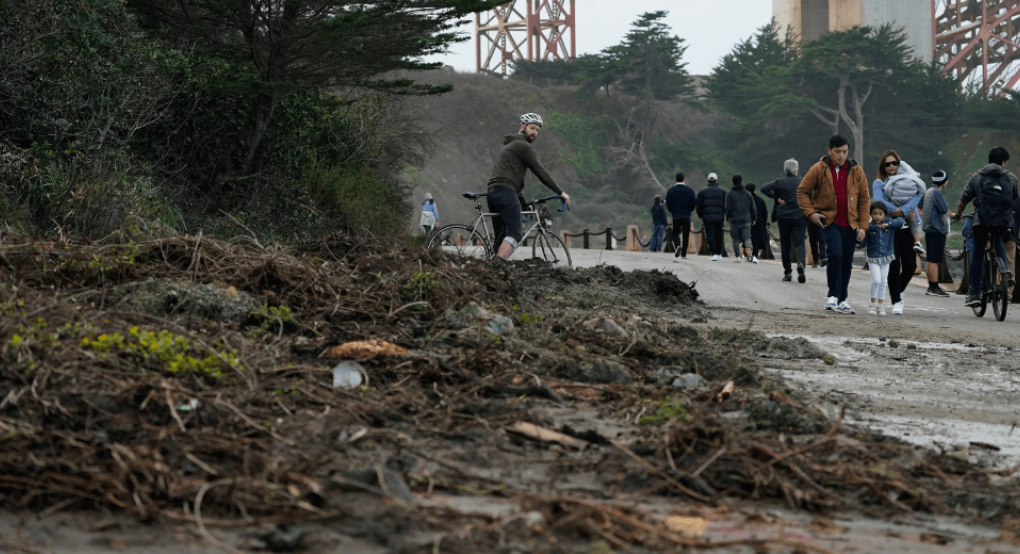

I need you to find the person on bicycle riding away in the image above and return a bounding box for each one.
[486,113,571,259]
[953,147,1019,307]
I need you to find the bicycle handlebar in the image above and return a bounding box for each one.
[531,195,569,213]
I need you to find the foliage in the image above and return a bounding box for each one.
[80,327,242,378]
[299,158,405,234]
[545,110,611,180]
[639,395,691,425]
[510,59,578,86]
[615,11,693,101]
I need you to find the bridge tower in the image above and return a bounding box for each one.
[475,0,576,75]
[934,0,1020,95]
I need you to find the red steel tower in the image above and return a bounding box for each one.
[475,0,576,75]
[934,0,1020,95]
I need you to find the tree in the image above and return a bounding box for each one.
[510,59,576,86]
[572,49,626,98]
[793,25,914,162]
[127,0,503,185]
[616,11,692,101]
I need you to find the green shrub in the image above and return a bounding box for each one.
[300,159,405,234]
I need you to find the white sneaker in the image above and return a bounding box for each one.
[711,255,720,261]
[868,305,878,315]
[752,256,759,264]
[877,305,886,316]
[892,301,904,315]
[836,301,855,314]
[734,257,742,263]
[825,296,838,310]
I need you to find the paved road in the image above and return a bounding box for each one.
[566,248,1020,344]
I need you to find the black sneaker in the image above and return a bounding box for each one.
[811,262,819,268]
[926,287,950,297]
[820,258,828,267]
[675,247,683,258]
[782,274,792,282]
[965,295,982,307]
[797,263,806,283]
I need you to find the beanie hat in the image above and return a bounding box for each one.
[932,170,947,184]
[425,193,433,200]
[707,172,718,181]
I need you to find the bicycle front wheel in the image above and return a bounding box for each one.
[993,266,1009,321]
[427,224,491,261]
[532,230,573,269]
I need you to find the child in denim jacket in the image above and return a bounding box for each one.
[861,201,904,315]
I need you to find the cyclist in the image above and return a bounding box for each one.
[954,147,1019,307]
[486,113,571,259]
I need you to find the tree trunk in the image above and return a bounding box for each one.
[216,93,279,184]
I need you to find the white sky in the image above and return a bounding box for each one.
[426,0,776,76]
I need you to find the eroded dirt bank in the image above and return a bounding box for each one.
[1,237,1019,553]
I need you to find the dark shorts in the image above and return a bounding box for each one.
[487,186,523,244]
[925,231,946,264]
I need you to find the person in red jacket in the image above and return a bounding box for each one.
[796,135,871,314]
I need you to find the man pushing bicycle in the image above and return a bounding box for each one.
[954,147,1019,307]
[487,114,571,259]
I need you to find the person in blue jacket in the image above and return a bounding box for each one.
[860,201,904,316]
[665,172,697,258]
[649,195,668,252]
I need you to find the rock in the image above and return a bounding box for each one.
[443,302,514,336]
[672,373,707,391]
[558,359,632,384]
[105,278,262,322]
[253,526,306,552]
[823,354,836,365]
[581,317,629,339]
[889,340,900,348]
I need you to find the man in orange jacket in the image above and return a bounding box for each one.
[796,135,871,314]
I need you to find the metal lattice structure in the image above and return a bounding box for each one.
[934,0,1020,95]
[475,0,576,75]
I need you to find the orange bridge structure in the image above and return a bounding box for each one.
[475,0,576,76]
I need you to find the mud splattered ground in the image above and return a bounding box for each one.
[1,239,1019,554]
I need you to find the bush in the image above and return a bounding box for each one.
[300,159,405,235]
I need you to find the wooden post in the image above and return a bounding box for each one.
[664,225,676,253]
[626,225,641,252]
[689,229,702,256]
[560,231,571,249]
[605,228,613,250]
[583,229,590,249]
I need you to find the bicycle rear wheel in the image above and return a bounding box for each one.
[427,224,491,260]
[993,265,1009,321]
[531,230,573,269]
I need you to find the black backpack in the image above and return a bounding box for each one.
[975,172,1015,227]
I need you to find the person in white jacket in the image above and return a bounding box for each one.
[882,160,927,255]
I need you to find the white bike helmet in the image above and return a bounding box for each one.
[520,113,544,127]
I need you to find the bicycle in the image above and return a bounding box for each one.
[969,229,1012,321]
[427,193,573,269]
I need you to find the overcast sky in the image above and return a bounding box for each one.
[425,0,775,76]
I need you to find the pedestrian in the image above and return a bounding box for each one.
[921,170,955,297]
[796,134,871,314]
[861,201,903,315]
[696,172,727,261]
[881,159,927,256]
[872,150,922,315]
[666,172,697,259]
[649,194,668,252]
[724,175,757,263]
[486,113,571,259]
[421,193,439,237]
[953,146,1019,307]
[746,183,768,263]
[762,159,808,282]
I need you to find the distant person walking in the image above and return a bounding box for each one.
[486,113,571,259]
[872,150,922,315]
[797,134,871,314]
[861,201,903,316]
[666,172,697,259]
[746,183,768,263]
[649,194,668,252]
[724,175,757,263]
[953,146,1019,307]
[762,159,808,283]
[920,170,955,297]
[696,172,727,261]
[421,193,439,236]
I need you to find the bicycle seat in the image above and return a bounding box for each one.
[463,192,489,200]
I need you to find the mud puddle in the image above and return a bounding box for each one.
[762,333,1020,470]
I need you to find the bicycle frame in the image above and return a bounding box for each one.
[462,196,563,258]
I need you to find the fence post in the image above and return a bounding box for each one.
[560,230,571,249]
[583,229,590,249]
[605,228,613,250]
[626,225,641,252]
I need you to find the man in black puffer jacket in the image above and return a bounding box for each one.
[762,158,808,282]
[696,173,727,260]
